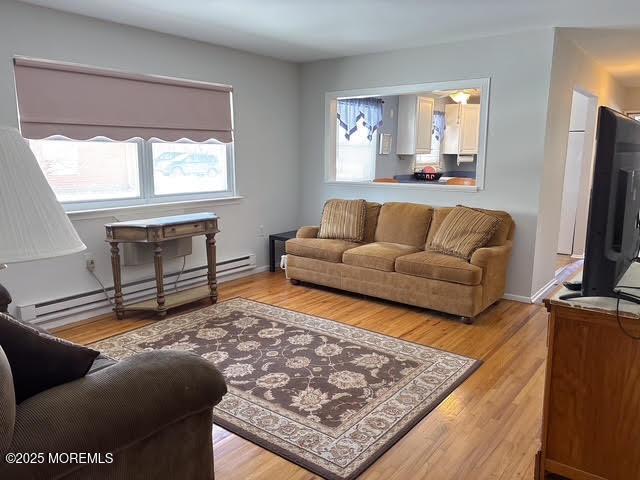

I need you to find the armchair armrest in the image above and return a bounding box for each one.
[470,241,513,308]
[2,350,226,479]
[297,226,320,238]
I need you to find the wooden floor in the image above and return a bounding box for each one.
[56,271,548,480]
[556,254,579,271]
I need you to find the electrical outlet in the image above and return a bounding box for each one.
[84,253,96,272]
[257,225,266,237]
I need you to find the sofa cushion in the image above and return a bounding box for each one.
[318,199,367,242]
[428,206,501,260]
[0,312,99,403]
[427,207,513,247]
[374,202,433,247]
[343,242,420,272]
[395,251,483,286]
[363,202,382,243]
[286,238,360,263]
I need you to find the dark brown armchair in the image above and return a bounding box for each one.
[0,346,226,479]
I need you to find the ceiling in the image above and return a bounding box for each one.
[16,1,640,83]
[564,28,640,87]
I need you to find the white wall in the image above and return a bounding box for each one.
[298,30,556,299]
[0,1,301,316]
[532,29,628,294]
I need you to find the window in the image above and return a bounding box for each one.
[335,118,377,182]
[415,111,445,168]
[14,57,236,211]
[29,137,235,211]
[29,138,140,203]
[151,141,229,196]
[325,79,490,190]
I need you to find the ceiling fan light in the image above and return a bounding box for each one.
[449,91,471,104]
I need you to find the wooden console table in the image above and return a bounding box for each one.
[536,265,640,480]
[105,213,219,319]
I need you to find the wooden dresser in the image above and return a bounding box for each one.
[537,270,640,480]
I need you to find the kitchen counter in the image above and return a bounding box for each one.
[385,172,476,186]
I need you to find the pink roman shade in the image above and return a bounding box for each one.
[13,57,233,143]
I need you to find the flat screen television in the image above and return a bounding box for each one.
[567,107,640,301]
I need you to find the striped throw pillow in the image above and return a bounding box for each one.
[318,199,367,242]
[428,206,501,260]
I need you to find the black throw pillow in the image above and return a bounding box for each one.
[0,312,99,403]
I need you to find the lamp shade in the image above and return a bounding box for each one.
[0,127,86,264]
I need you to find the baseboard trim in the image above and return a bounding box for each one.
[530,277,557,304]
[502,293,532,303]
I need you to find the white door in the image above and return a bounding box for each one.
[415,97,435,154]
[557,131,585,255]
[459,104,481,154]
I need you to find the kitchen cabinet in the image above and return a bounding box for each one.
[397,95,435,155]
[443,103,480,155]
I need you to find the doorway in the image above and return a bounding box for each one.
[556,89,598,270]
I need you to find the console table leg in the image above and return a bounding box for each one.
[153,242,166,317]
[206,234,218,303]
[110,242,124,320]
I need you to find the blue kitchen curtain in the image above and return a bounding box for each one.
[337,98,383,141]
[433,111,445,143]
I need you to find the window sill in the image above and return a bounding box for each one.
[67,195,244,221]
[324,181,479,192]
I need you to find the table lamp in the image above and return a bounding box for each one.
[0,127,86,312]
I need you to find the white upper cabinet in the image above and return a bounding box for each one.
[397,95,434,155]
[443,103,480,155]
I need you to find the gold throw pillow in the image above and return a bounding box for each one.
[318,199,367,242]
[428,206,501,260]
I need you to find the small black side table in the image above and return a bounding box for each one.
[269,230,297,272]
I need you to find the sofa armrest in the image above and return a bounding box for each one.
[470,241,513,308]
[297,226,320,238]
[2,350,226,478]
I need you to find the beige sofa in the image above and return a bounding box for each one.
[285,202,514,323]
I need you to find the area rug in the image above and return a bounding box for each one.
[92,298,480,480]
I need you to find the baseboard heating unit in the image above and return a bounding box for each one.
[16,254,257,329]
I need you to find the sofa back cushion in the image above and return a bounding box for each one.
[318,199,367,242]
[427,207,514,247]
[428,206,502,259]
[362,202,381,243]
[0,346,14,457]
[374,202,433,248]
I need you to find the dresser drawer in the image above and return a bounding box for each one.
[164,222,205,238]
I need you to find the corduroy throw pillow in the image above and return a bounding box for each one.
[0,312,99,403]
[318,199,367,242]
[428,205,501,260]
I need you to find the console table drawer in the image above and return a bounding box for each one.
[164,222,205,238]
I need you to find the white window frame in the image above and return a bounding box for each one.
[30,136,237,212]
[324,78,491,191]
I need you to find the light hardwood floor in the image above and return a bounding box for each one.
[55,271,547,480]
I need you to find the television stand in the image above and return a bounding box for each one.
[536,295,640,479]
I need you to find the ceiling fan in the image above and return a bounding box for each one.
[433,88,480,104]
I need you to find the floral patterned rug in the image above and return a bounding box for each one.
[93,298,480,480]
